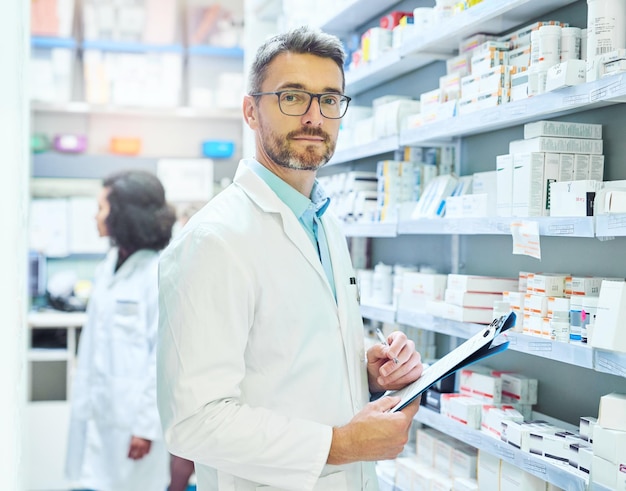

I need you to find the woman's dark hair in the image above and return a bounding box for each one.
[103,170,176,253]
[248,25,347,94]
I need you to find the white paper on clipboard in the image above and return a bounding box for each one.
[385,311,516,412]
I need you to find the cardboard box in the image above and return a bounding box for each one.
[438,303,495,324]
[524,120,603,140]
[589,154,605,181]
[569,442,592,473]
[580,416,598,442]
[559,153,575,181]
[598,392,626,431]
[512,152,544,217]
[509,137,603,155]
[545,59,587,91]
[500,373,538,404]
[549,180,600,217]
[454,477,479,491]
[591,282,626,354]
[496,154,514,217]
[451,444,478,479]
[543,152,560,216]
[441,394,483,429]
[593,424,626,463]
[460,369,502,403]
[477,450,501,491]
[445,289,503,308]
[398,272,448,312]
[573,154,590,180]
[510,70,529,101]
[500,460,546,491]
[447,274,519,293]
[591,455,626,490]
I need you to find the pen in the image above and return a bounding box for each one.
[375,327,399,364]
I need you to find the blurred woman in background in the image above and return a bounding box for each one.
[65,170,176,491]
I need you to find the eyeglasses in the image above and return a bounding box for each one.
[251,90,351,119]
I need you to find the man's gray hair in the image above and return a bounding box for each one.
[248,25,347,94]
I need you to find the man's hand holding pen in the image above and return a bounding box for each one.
[367,329,423,394]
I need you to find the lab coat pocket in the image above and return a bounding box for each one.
[112,300,146,378]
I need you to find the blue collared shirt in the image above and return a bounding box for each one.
[247,159,336,299]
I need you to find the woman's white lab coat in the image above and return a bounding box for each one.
[157,160,379,491]
[65,248,168,491]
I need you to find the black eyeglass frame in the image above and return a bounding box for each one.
[250,90,352,119]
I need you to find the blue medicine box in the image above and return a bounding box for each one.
[202,140,235,158]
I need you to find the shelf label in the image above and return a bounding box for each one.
[608,215,626,229]
[523,458,547,476]
[495,444,515,461]
[511,220,541,259]
[595,353,626,377]
[563,93,589,106]
[590,78,624,102]
[528,341,552,353]
[548,223,575,235]
[463,432,482,446]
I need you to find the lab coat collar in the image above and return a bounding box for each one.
[234,160,336,303]
[104,248,158,284]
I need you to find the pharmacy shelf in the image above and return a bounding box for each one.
[399,0,578,59]
[187,45,244,58]
[31,36,76,49]
[414,406,589,491]
[343,222,397,238]
[330,135,399,165]
[346,49,446,96]
[400,73,626,146]
[82,40,184,53]
[33,153,157,180]
[595,213,626,237]
[396,310,484,339]
[316,0,403,36]
[31,101,241,120]
[343,0,578,95]
[396,216,595,238]
[360,303,397,324]
[506,332,594,369]
[593,348,626,378]
[394,310,600,371]
[28,349,71,362]
[339,72,626,161]
[27,311,87,328]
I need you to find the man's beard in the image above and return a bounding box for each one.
[259,123,336,171]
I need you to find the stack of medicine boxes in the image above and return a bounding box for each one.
[496,120,604,218]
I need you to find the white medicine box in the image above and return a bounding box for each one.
[187,46,244,109]
[30,37,76,103]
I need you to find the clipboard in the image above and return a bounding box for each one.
[385,311,516,412]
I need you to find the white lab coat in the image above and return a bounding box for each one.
[66,248,168,491]
[157,160,378,491]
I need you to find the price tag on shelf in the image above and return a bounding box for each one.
[511,220,541,259]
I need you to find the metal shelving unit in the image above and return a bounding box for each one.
[314,0,403,36]
[342,0,579,95]
[414,407,589,491]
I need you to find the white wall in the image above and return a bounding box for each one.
[0,0,29,489]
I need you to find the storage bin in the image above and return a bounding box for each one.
[83,41,183,107]
[31,0,76,38]
[202,140,235,158]
[82,0,180,44]
[187,46,244,109]
[30,37,76,103]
